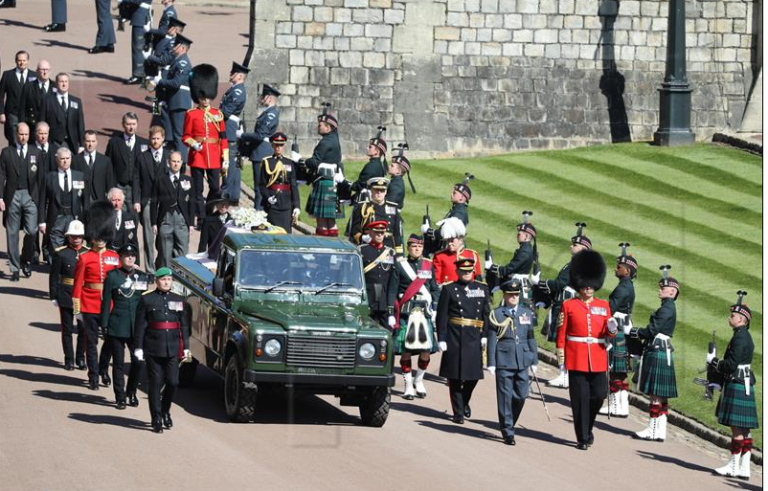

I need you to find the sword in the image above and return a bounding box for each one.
[530,367,551,422]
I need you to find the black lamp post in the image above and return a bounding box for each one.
[653,0,696,146]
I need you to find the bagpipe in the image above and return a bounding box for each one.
[692,329,724,401]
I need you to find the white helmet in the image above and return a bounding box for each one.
[64,220,85,236]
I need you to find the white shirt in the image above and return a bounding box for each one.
[124,134,135,150]
[170,171,180,183]
[36,142,48,153]
[17,144,27,159]
[57,169,72,191]
[115,209,122,230]
[16,68,28,84]
[152,149,162,162]
[84,151,96,166]
[58,93,69,109]
[38,80,49,92]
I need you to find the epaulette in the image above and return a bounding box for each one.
[142,289,154,295]
[55,245,68,252]
[443,281,455,286]
[186,107,196,113]
[474,279,488,286]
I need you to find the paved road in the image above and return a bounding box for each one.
[0,2,762,490]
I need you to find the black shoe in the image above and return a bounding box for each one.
[127,392,139,407]
[21,263,31,278]
[44,23,66,32]
[76,360,87,370]
[576,442,589,450]
[64,362,74,371]
[452,415,464,424]
[587,433,594,447]
[30,257,40,266]
[125,76,142,85]
[463,405,471,419]
[116,400,126,410]
[10,272,19,282]
[89,380,99,391]
[152,420,164,433]
[162,413,173,429]
[101,373,111,387]
[89,45,114,54]
[503,436,516,446]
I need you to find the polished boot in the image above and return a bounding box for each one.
[546,369,569,388]
[162,413,173,429]
[714,453,741,478]
[152,420,164,433]
[617,389,630,417]
[101,372,111,387]
[127,392,139,407]
[635,416,658,440]
[402,372,415,400]
[21,262,32,278]
[116,400,127,410]
[414,368,427,398]
[655,414,667,441]
[738,450,752,479]
[10,272,20,282]
[599,392,618,416]
[44,23,66,32]
[88,379,100,391]
[463,404,471,419]
[503,435,516,446]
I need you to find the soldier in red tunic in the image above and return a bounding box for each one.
[556,249,618,450]
[182,64,229,229]
[433,236,482,285]
[73,201,120,390]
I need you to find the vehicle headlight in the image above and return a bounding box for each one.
[264,339,282,357]
[358,342,376,360]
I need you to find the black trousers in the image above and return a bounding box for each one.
[568,370,608,444]
[191,167,221,221]
[448,379,478,417]
[146,354,179,422]
[109,336,142,402]
[59,307,85,364]
[83,313,112,382]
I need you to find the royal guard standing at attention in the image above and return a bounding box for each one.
[710,291,759,479]
[627,265,680,442]
[183,64,228,229]
[556,249,617,450]
[72,201,120,390]
[433,231,482,286]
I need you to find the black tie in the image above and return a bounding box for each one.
[40,83,45,97]
[154,151,161,164]
[60,96,66,111]
[173,176,179,189]
[87,154,92,167]
[18,147,24,160]
[64,172,69,193]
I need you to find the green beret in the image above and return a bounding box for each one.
[154,267,173,279]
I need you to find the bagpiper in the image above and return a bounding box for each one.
[486,211,538,285]
[348,177,403,254]
[627,265,679,442]
[346,126,387,204]
[710,291,758,479]
[422,174,472,256]
[385,143,411,210]
[359,220,397,328]
[254,132,300,233]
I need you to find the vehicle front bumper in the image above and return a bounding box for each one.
[243,370,395,387]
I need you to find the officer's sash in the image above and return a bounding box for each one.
[363,247,393,274]
[394,257,432,326]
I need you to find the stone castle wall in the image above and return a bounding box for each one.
[246,0,759,158]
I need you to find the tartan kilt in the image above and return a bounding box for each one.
[717,381,759,429]
[306,178,344,219]
[639,349,678,398]
[393,317,437,355]
[608,331,630,374]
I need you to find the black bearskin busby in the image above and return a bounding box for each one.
[189,63,218,104]
[86,200,116,244]
[569,249,606,291]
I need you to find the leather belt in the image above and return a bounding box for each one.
[148,321,180,330]
[193,136,219,144]
[449,317,484,328]
[268,184,291,192]
[84,282,104,290]
[60,277,74,285]
[566,335,606,345]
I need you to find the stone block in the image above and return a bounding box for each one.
[513,29,532,43]
[477,28,492,41]
[579,44,594,59]
[370,0,392,7]
[534,28,558,44]
[289,49,305,65]
[647,32,663,47]
[492,28,511,42]
[563,15,583,28]
[572,29,589,43]
[384,8,405,24]
[366,24,393,37]
[517,0,538,14]
[305,50,326,66]
[629,31,646,46]
[276,34,297,48]
[639,1,658,16]
[464,42,480,55]
[726,2,747,19]
[558,29,572,43]
[584,15,601,29]
[435,40,448,53]
[436,26,462,40]
[297,36,313,49]
[374,38,391,51]
[619,45,635,61]
[315,36,336,50]
[290,66,309,84]
[504,14,522,28]
[522,14,547,28]
[465,0,480,12]
[559,0,574,14]
[481,42,502,56]
[393,25,434,53]
[448,0,464,11]
[486,14,504,28]
[635,46,655,61]
[574,0,592,15]
[345,0,368,7]
[369,69,395,86]
[363,52,387,68]
[524,44,544,57]
[343,24,364,36]
[651,18,666,31]
[325,51,339,66]
[325,22,343,36]
[353,8,384,22]
[335,8,352,22]
[293,5,313,21]
[276,22,293,34]
[407,2,447,26]
[481,0,498,13]
[315,7,334,22]
[469,13,485,27]
[540,0,557,13]
[334,37,350,50]
[304,22,326,36]
[545,44,561,58]
[547,14,564,28]
[621,0,639,16]
[256,0,291,21]
[298,85,320,97]
[715,19,734,33]
[448,41,465,55]
[350,36,374,52]
[339,51,362,67]
[461,28,477,41]
[447,11,469,26]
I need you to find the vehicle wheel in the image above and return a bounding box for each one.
[224,355,257,422]
[178,359,198,388]
[359,386,390,427]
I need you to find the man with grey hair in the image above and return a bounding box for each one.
[0,123,44,281]
[42,73,85,153]
[106,112,147,211]
[28,121,58,263]
[151,150,192,268]
[39,146,88,250]
[19,60,55,131]
[107,187,140,258]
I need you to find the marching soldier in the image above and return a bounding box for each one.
[143,17,186,81]
[149,34,192,160]
[360,221,397,328]
[487,278,538,445]
[599,243,637,417]
[538,222,592,388]
[254,132,300,233]
[437,257,490,424]
[387,234,440,400]
[627,265,680,442]
[220,62,249,203]
[49,220,88,370]
[433,235,482,286]
[710,291,758,479]
[348,177,402,253]
[486,211,537,285]
[133,267,191,433]
[422,175,472,256]
[347,126,387,204]
[100,244,152,409]
[72,201,120,390]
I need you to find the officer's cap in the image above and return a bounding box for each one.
[168,17,186,29]
[270,132,288,145]
[261,84,281,97]
[407,234,424,245]
[365,220,388,232]
[174,34,193,47]
[516,210,536,238]
[118,243,139,257]
[155,267,173,279]
[455,257,476,272]
[230,61,250,75]
[65,220,85,236]
[367,177,390,190]
[500,278,522,294]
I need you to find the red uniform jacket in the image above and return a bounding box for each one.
[183,106,228,170]
[433,247,481,285]
[556,297,614,372]
[72,248,120,314]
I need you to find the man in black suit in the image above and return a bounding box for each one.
[0,51,30,145]
[107,187,140,260]
[38,146,89,251]
[72,130,116,202]
[19,60,54,131]
[42,72,85,153]
[133,125,168,272]
[0,123,44,281]
[105,112,147,211]
[151,150,192,268]
[34,122,59,173]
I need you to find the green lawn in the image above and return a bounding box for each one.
[244,142,762,448]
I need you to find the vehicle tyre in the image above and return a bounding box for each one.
[224,355,257,422]
[178,359,198,388]
[359,386,390,427]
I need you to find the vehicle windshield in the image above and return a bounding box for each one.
[238,250,364,292]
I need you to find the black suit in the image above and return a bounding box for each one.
[133,147,169,208]
[72,151,116,202]
[151,172,193,228]
[42,93,85,152]
[34,141,59,173]
[109,208,140,260]
[0,68,29,144]
[0,145,45,222]
[106,134,147,210]
[39,169,89,249]
[18,79,54,129]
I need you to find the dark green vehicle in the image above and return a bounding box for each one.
[171,232,394,426]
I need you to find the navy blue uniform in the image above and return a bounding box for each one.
[220,82,247,201]
[155,53,191,159]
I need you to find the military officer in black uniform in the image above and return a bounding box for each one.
[348,177,403,254]
[360,220,397,328]
[100,244,151,409]
[255,132,300,232]
[487,278,538,445]
[133,267,190,433]
[422,175,472,256]
[49,219,88,370]
[437,256,490,424]
[347,126,387,204]
[487,211,537,285]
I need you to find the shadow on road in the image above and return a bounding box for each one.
[472,418,575,447]
[725,478,762,491]
[0,19,41,30]
[0,368,87,388]
[594,419,638,438]
[195,10,236,16]
[28,322,61,333]
[97,94,152,111]
[416,419,497,440]
[391,400,450,420]
[0,353,61,368]
[71,69,126,84]
[34,389,115,407]
[34,39,89,52]
[636,450,714,473]
[0,286,48,299]
[69,412,152,431]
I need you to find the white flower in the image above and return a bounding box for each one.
[230,207,270,228]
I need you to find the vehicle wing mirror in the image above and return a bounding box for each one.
[212,277,225,298]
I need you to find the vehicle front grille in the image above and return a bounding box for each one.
[286,334,356,369]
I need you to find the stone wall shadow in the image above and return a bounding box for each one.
[598,0,632,143]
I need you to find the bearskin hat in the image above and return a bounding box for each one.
[86,200,116,243]
[189,63,219,103]
[569,249,606,291]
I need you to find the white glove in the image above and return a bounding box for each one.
[183,349,191,360]
[530,271,540,284]
[192,142,203,151]
[706,350,716,364]
[481,337,487,349]
[51,299,59,308]
[387,316,396,329]
[290,151,301,162]
[487,366,496,375]
[292,208,300,218]
[153,74,162,84]
[142,48,152,59]
[361,234,371,244]
[607,317,618,334]
[267,195,277,205]
[222,159,229,171]
[484,259,493,270]
[430,310,437,324]
[420,223,430,234]
[134,349,144,361]
[531,364,538,375]
[558,364,566,372]
[143,22,150,32]
[333,170,345,184]
[438,341,447,352]
[623,323,632,336]
[75,314,83,323]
